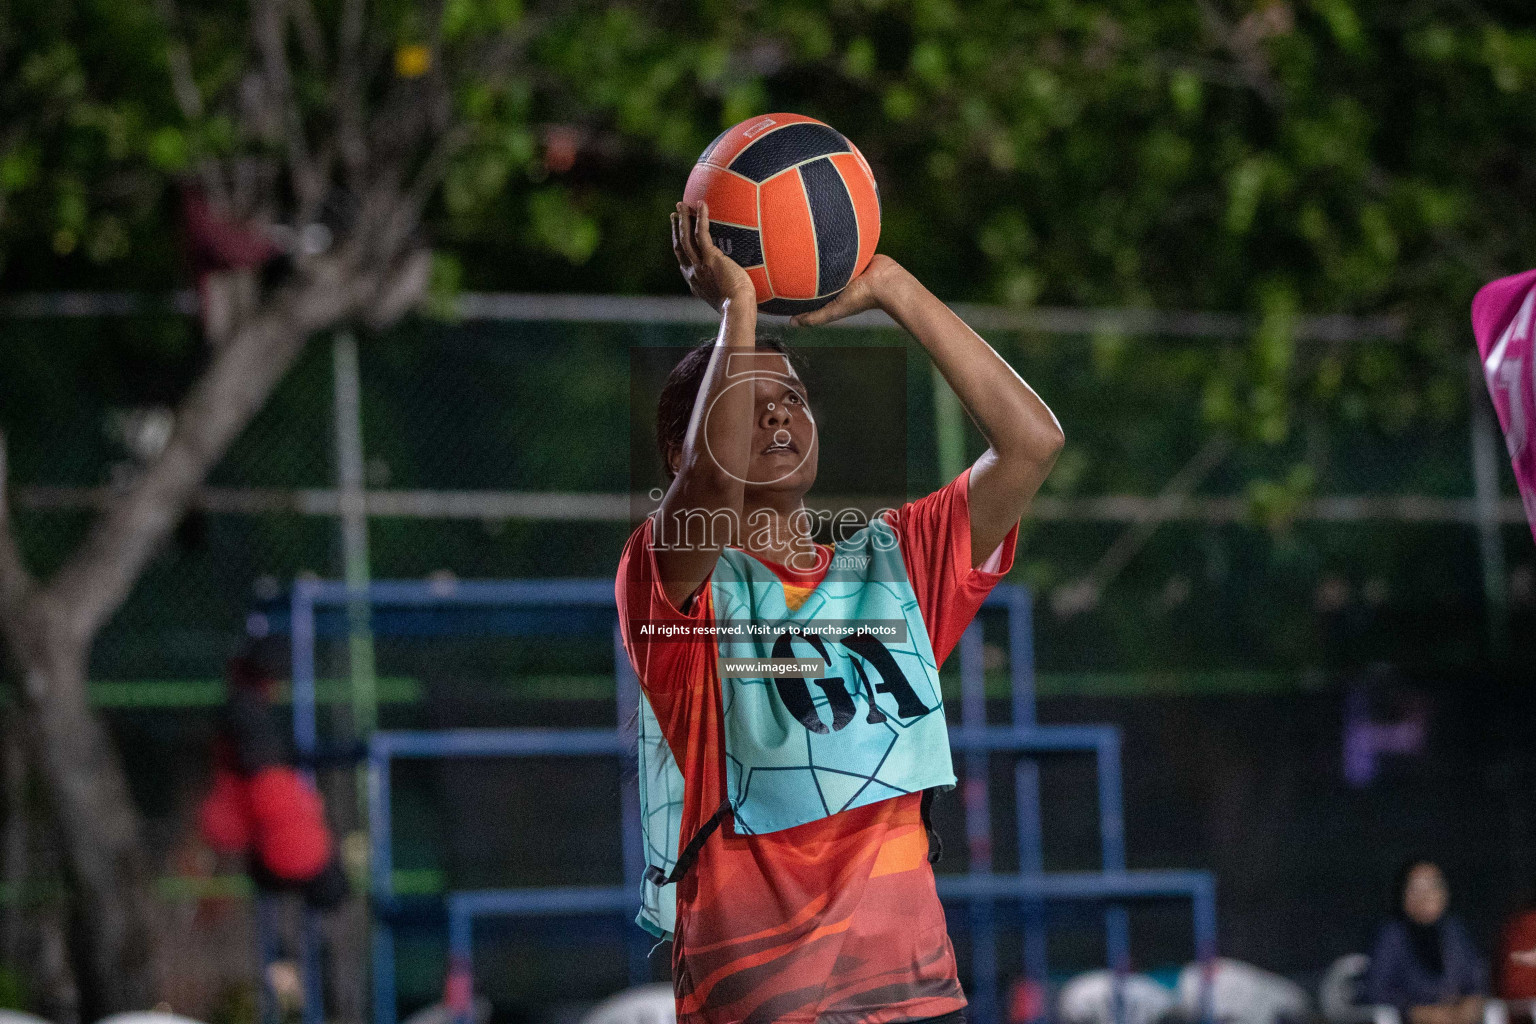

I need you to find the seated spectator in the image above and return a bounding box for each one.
[197,652,348,908]
[1368,860,1487,1024]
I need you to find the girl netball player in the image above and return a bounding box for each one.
[616,201,1064,1024]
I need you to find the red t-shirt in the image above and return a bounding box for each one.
[1498,908,1536,1000]
[616,469,1017,1024]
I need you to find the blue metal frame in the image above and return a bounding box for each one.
[289,579,627,1024]
[281,578,1217,1024]
[367,643,653,1024]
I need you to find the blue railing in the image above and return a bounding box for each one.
[274,578,1217,1024]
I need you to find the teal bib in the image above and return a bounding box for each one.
[635,518,954,939]
[636,692,683,937]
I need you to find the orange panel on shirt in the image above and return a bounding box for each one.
[870,824,930,878]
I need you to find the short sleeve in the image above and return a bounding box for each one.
[615,516,718,693]
[881,467,1019,666]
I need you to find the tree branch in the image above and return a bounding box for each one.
[334,0,370,196]
[1051,435,1233,616]
[0,432,35,618]
[150,0,230,206]
[42,260,377,641]
[381,121,471,254]
[1362,162,1502,281]
[1191,0,1286,107]
[362,14,544,255]
[152,0,205,121]
[251,0,323,217]
[289,0,328,72]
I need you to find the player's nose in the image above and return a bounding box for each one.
[760,399,791,428]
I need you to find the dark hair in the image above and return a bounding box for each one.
[654,334,801,480]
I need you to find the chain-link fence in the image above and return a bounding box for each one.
[2,298,1533,1018]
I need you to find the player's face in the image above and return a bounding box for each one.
[744,358,818,498]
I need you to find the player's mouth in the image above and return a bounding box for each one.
[762,437,799,456]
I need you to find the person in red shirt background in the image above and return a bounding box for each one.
[197,652,347,908]
[1497,882,1536,1009]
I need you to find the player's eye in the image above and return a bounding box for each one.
[785,391,804,405]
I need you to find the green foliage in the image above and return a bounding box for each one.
[1,0,1534,441]
[510,0,1535,443]
[0,965,25,1011]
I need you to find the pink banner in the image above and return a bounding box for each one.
[1472,268,1536,542]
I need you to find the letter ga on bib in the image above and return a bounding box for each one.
[634,518,955,939]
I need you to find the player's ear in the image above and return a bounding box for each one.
[667,444,682,480]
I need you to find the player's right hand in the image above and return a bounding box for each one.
[673,201,757,314]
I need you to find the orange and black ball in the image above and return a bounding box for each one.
[684,114,881,316]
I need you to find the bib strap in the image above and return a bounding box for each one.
[921,788,944,864]
[644,798,731,887]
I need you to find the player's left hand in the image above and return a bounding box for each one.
[789,254,908,327]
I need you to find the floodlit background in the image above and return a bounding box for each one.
[0,2,1533,1024]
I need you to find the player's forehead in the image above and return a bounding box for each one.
[724,351,805,392]
[1406,863,1445,890]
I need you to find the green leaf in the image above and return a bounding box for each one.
[1168,69,1202,115]
[1310,0,1362,52]
[145,126,189,171]
[528,188,599,265]
[883,84,918,121]
[911,41,949,89]
[0,145,41,193]
[425,250,464,321]
[843,37,876,79]
[1225,157,1269,235]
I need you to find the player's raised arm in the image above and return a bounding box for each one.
[654,201,760,607]
[792,255,1064,565]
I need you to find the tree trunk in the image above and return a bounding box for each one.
[1,708,80,1022]
[0,251,419,1016]
[8,597,160,1020]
